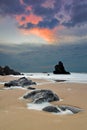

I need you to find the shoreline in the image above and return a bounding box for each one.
[0,75,87,130]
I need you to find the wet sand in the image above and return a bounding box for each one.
[0,76,87,130]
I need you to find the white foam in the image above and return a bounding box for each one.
[4,86,27,90]
[27,102,73,115]
[21,72,87,84]
[27,102,51,111]
[55,109,73,115]
[0,82,6,85]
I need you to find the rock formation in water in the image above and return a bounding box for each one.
[53,61,70,74]
[0,66,21,75]
[4,77,36,88]
[43,105,82,114]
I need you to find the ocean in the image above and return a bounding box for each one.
[0,43,87,73]
[14,72,87,84]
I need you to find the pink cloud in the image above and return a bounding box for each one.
[15,13,43,25]
[42,0,55,9]
[19,0,24,5]
[20,27,55,43]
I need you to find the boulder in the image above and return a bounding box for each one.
[53,61,70,74]
[0,66,21,75]
[4,77,36,88]
[23,89,59,104]
[43,106,60,113]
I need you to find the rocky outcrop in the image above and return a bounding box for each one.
[53,61,70,74]
[4,77,36,88]
[23,89,59,104]
[0,66,21,75]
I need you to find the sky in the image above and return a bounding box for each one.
[0,0,87,72]
[0,0,87,44]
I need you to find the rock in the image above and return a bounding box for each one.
[53,61,70,74]
[4,80,18,87]
[0,66,21,75]
[43,105,82,114]
[59,105,82,114]
[17,77,36,86]
[27,87,36,90]
[23,89,59,104]
[54,80,66,82]
[43,106,60,113]
[4,77,36,88]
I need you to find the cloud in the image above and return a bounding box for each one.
[72,0,87,25]
[63,0,87,27]
[19,18,59,29]
[38,19,59,29]
[1,0,87,27]
[20,27,56,43]
[15,14,43,25]
[24,0,44,6]
[0,0,87,44]
[0,0,25,15]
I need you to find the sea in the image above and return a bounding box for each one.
[15,72,87,84]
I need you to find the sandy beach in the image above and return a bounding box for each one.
[0,75,87,130]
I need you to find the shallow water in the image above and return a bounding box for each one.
[18,72,87,84]
[27,102,73,115]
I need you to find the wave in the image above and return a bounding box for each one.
[12,72,87,84]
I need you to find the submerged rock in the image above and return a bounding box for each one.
[23,89,59,104]
[53,61,70,74]
[4,77,36,88]
[59,105,82,114]
[43,105,82,114]
[0,66,21,75]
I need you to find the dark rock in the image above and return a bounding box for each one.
[59,105,82,114]
[27,87,36,90]
[53,61,70,74]
[43,105,82,114]
[17,77,36,86]
[0,66,21,75]
[23,89,59,104]
[43,106,60,113]
[54,80,66,82]
[4,80,18,87]
[4,77,36,88]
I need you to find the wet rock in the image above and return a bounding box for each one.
[53,61,70,74]
[0,66,21,75]
[59,105,82,114]
[27,87,36,90]
[4,80,18,87]
[23,89,59,104]
[4,77,36,88]
[43,106,60,113]
[43,105,82,114]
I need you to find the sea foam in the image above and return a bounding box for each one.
[27,102,73,115]
[22,72,87,84]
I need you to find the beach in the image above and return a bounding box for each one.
[0,74,87,130]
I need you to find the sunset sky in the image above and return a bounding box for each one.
[0,0,87,45]
[0,0,87,72]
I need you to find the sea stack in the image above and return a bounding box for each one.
[53,61,70,74]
